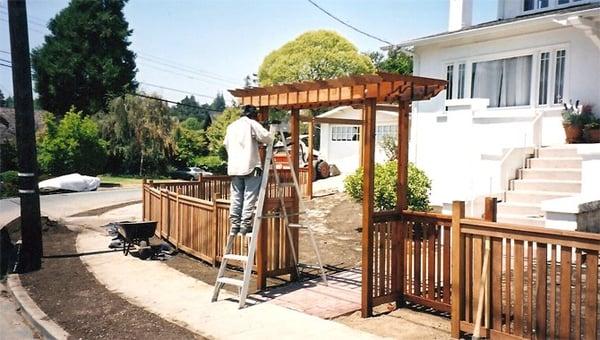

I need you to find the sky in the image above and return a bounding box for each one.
[0,0,498,106]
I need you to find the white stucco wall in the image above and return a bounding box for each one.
[408,24,600,206]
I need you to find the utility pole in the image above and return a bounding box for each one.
[8,0,43,272]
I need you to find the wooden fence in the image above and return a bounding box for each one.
[451,201,600,340]
[367,209,456,313]
[142,170,306,289]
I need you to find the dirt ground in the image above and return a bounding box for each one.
[16,220,204,340]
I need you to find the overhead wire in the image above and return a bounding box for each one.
[138,81,215,100]
[306,0,394,46]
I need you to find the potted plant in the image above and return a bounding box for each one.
[562,101,592,143]
[584,116,600,143]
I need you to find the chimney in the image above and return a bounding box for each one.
[448,0,473,31]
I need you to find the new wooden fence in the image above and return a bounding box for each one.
[451,201,600,340]
[367,209,456,314]
[143,170,307,289]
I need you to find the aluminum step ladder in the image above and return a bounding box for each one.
[211,123,327,309]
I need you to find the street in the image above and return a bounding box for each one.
[0,187,142,225]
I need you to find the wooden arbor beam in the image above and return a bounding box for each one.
[361,98,377,317]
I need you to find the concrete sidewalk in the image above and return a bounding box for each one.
[75,226,385,339]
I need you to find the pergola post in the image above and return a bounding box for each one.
[393,101,411,307]
[361,98,377,317]
[307,117,314,199]
[289,109,301,279]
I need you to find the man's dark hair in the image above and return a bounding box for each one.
[242,105,258,118]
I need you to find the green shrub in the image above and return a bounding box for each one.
[37,108,107,176]
[0,170,18,198]
[195,155,227,175]
[344,161,432,211]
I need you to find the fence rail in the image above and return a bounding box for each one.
[452,201,600,339]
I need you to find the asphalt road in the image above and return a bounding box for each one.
[0,187,142,226]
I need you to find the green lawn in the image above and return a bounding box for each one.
[98,175,146,187]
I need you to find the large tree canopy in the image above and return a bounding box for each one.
[31,0,137,116]
[258,30,375,86]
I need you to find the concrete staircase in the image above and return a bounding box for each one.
[497,146,582,227]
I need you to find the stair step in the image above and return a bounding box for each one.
[288,223,307,229]
[497,203,542,216]
[511,179,581,193]
[217,277,244,287]
[223,254,248,262]
[528,157,581,169]
[298,263,323,270]
[537,146,579,158]
[504,191,573,204]
[520,168,581,181]
[497,214,545,227]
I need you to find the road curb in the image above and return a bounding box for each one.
[6,274,70,340]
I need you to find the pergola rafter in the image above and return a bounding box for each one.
[228,72,446,317]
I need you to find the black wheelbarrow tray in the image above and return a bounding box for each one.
[117,221,158,257]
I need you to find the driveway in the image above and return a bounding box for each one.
[0,188,142,226]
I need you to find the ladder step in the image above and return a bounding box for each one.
[217,277,244,287]
[260,211,306,219]
[298,263,324,270]
[288,223,307,229]
[278,183,295,187]
[223,254,248,262]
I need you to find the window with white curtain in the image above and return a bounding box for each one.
[471,55,532,107]
[554,50,566,104]
[539,52,550,105]
[457,64,466,99]
[331,126,360,141]
[446,65,454,100]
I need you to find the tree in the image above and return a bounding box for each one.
[171,95,211,129]
[0,89,4,107]
[173,118,208,166]
[205,107,240,158]
[99,94,174,175]
[368,49,412,75]
[37,108,107,175]
[31,0,137,116]
[3,97,14,108]
[258,30,376,86]
[210,92,226,112]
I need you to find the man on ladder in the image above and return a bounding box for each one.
[223,105,273,236]
[214,105,326,308]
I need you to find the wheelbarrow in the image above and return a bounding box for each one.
[117,221,158,258]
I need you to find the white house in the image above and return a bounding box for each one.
[318,106,399,174]
[322,0,600,226]
[397,0,600,224]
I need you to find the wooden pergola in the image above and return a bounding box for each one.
[229,71,446,316]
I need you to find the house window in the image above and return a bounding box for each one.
[446,65,454,100]
[471,55,532,107]
[331,126,360,141]
[539,52,550,105]
[457,63,466,99]
[376,125,397,143]
[524,0,549,11]
[554,50,566,104]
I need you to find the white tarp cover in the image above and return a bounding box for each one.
[38,173,101,192]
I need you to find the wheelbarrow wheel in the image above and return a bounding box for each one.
[138,240,152,260]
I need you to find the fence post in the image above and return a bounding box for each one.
[175,188,180,250]
[483,197,496,330]
[142,179,147,221]
[451,201,465,339]
[212,193,220,267]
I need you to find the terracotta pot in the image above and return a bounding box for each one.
[563,123,583,143]
[584,128,600,143]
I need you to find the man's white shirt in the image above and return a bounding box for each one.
[223,116,273,176]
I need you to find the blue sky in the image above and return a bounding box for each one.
[0,0,498,106]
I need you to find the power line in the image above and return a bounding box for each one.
[306,0,394,46]
[0,50,10,54]
[138,81,215,99]
[0,58,11,64]
[137,54,240,84]
[0,63,12,68]
[138,61,236,88]
[132,93,223,113]
[0,17,46,35]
